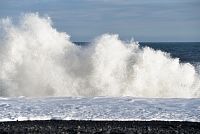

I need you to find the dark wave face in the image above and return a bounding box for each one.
[140,42,200,63]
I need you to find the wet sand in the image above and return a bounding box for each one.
[0,120,199,134]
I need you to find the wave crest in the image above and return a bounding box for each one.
[0,13,199,97]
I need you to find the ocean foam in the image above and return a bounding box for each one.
[0,97,200,122]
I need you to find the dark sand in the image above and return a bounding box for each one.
[0,120,200,134]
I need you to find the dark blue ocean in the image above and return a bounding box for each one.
[75,42,200,65]
[140,42,200,64]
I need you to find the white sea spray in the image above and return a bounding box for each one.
[0,13,199,97]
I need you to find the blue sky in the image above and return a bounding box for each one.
[0,0,199,42]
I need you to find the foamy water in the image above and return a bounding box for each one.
[0,97,200,122]
[0,13,200,97]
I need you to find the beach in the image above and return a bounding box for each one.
[0,120,200,133]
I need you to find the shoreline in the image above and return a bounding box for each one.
[0,120,199,133]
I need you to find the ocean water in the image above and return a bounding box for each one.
[0,97,200,122]
[140,42,200,64]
